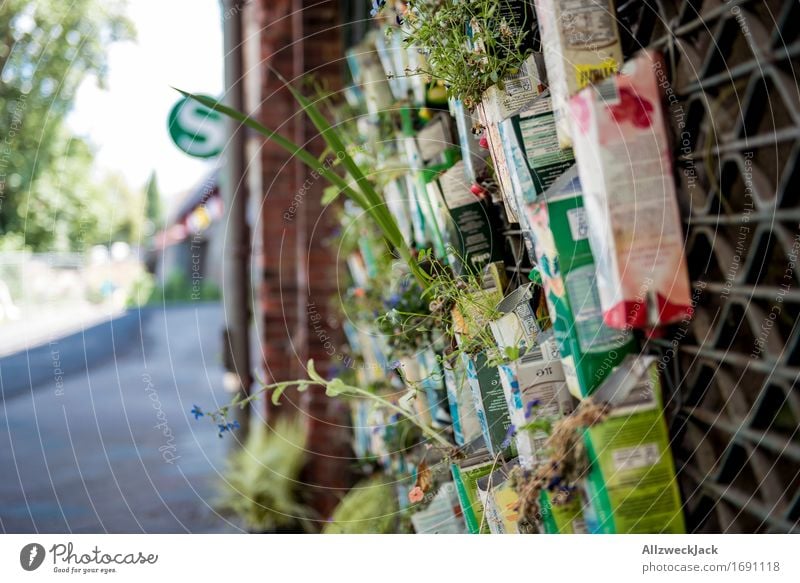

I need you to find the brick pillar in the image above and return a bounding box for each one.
[253,0,353,520]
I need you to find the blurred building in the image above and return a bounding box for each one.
[152,171,224,295]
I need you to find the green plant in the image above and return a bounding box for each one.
[176,83,429,287]
[388,0,536,109]
[194,360,453,450]
[323,475,401,534]
[216,419,315,533]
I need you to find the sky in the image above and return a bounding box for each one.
[68,0,224,207]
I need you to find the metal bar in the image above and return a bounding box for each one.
[683,466,799,532]
[686,407,800,462]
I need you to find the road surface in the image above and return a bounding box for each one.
[0,303,243,533]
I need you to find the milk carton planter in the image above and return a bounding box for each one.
[525,167,636,398]
[489,282,541,355]
[433,161,504,274]
[464,352,514,457]
[498,335,571,469]
[534,0,623,148]
[539,488,588,533]
[443,356,484,447]
[499,92,576,206]
[582,355,686,533]
[570,50,693,329]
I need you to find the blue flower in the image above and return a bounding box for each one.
[384,293,401,308]
[191,405,204,420]
[500,424,516,449]
[546,475,563,491]
[217,420,240,438]
[369,0,385,17]
[523,399,541,420]
[389,360,402,371]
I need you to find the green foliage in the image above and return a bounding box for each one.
[323,475,401,534]
[392,0,535,109]
[144,171,163,233]
[216,419,315,533]
[125,269,155,308]
[148,270,221,304]
[0,0,135,250]
[177,84,429,287]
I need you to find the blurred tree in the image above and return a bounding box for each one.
[143,170,163,236]
[0,0,135,250]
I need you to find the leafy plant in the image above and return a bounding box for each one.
[176,83,429,287]
[216,419,314,533]
[323,475,402,534]
[387,0,537,109]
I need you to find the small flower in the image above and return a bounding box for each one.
[384,293,401,308]
[408,486,425,503]
[389,360,402,371]
[190,405,204,420]
[500,424,516,449]
[547,475,563,491]
[523,399,541,420]
[217,420,240,438]
[499,18,512,39]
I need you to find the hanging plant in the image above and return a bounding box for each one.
[175,84,430,287]
[384,0,537,109]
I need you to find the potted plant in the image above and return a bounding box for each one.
[216,419,315,533]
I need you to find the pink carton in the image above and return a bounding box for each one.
[569,51,692,329]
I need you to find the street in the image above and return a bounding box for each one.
[0,303,242,533]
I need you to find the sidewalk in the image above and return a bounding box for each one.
[0,302,241,533]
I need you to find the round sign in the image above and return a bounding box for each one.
[167,95,225,158]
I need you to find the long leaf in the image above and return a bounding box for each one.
[174,89,370,210]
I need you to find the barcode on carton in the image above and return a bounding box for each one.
[595,78,621,105]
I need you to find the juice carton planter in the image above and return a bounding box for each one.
[534,0,623,148]
[570,50,693,329]
[525,168,636,398]
[582,355,686,533]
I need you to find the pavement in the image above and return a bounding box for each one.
[0,302,244,533]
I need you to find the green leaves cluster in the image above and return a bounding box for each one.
[0,0,135,250]
[396,0,536,109]
[178,83,429,287]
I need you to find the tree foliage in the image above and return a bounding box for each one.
[0,0,135,250]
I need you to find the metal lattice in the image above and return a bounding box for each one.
[614,0,800,533]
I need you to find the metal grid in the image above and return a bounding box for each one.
[614,0,800,533]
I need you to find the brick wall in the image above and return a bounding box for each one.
[250,0,353,520]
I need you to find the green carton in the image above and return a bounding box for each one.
[583,355,686,533]
[539,489,588,534]
[525,167,636,398]
[452,451,496,534]
[500,92,575,205]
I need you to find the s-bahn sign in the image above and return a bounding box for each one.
[168,95,225,158]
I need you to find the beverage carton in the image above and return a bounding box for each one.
[534,0,623,147]
[525,167,636,398]
[570,50,693,329]
[582,355,686,533]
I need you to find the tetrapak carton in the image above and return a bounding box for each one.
[489,283,541,354]
[499,92,575,206]
[569,50,693,329]
[464,352,514,458]
[497,334,572,469]
[443,356,484,447]
[525,167,636,398]
[481,53,547,123]
[534,0,623,148]
[582,355,685,533]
